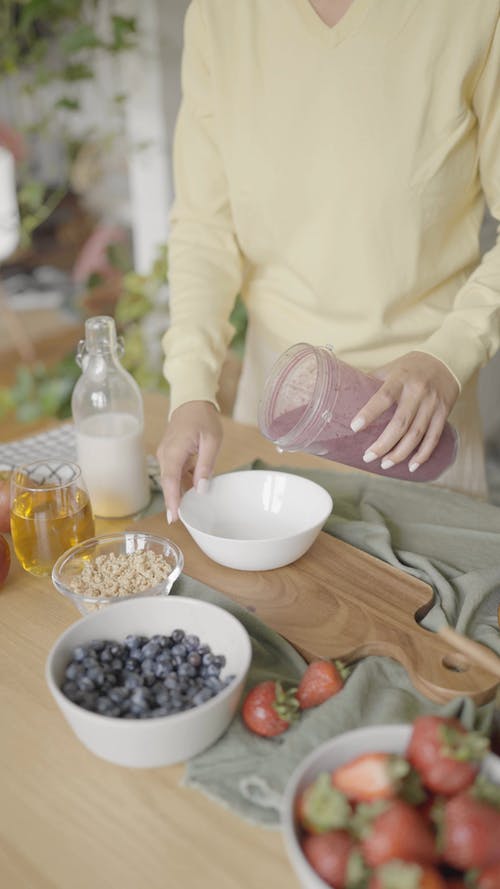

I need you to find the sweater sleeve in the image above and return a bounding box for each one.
[161,0,244,414]
[416,12,500,390]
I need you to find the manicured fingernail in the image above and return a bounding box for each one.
[381,459,394,470]
[166,508,173,524]
[409,462,420,473]
[363,450,377,463]
[196,478,209,495]
[350,417,365,432]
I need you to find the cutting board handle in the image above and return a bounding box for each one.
[357,624,499,705]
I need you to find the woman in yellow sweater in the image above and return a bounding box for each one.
[157,0,500,521]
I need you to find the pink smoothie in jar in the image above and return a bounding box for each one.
[257,343,457,482]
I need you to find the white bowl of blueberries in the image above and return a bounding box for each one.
[45,595,252,768]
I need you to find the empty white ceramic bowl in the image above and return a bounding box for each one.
[178,470,333,571]
[281,724,500,889]
[45,595,252,768]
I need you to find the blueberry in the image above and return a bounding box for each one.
[204,676,223,692]
[154,661,172,679]
[109,687,128,704]
[72,645,87,662]
[125,634,148,649]
[65,662,83,681]
[103,670,118,686]
[165,675,179,690]
[169,697,183,712]
[171,628,185,644]
[197,644,210,656]
[184,634,200,651]
[99,646,115,664]
[88,639,106,652]
[86,665,105,686]
[62,680,79,700]
[187,652,202,668]
[79,691,99,710]
[202,652,215,666]
[193,688,214,706]
[152,706,172,717]
[77,675,95,692]
[124,673,143,690]
[171,643,187,659]
[142,640,161,659]
[212,655,226,670]
[130,687,150,705]
[178,662,196,679]
[156,650,173,664]
[96,696,113,714]
[151,634,170,649]
[154,688,170,707]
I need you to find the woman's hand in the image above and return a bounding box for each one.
[350,351,460,473]
[156,401,223,523]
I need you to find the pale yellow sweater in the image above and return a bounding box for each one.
[163,0,500,415]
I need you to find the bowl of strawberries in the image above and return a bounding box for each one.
[281,716,500,889]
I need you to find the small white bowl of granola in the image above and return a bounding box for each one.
[52,532,184,614]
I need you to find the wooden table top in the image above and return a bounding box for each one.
[2,392,496,889]
[1,391,351,889]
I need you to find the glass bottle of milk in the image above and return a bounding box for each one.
[71,315,150,518]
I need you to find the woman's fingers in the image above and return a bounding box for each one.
[373,400,444,470]
[192,429,220,492]
[156,401,223,523]
[405,407,449,472]
[360,385,420,464]
[159,443,188,523]
[350,352,459,469]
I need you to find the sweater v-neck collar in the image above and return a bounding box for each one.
[294,0,375,45]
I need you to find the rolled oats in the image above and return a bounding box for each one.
[69,549,173,599]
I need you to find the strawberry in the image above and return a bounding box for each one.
[407,716,489,796]
[439,791,500,871]
[301,829,367,889]
[332,752,424,804]
[241,679,299,737]
[356,799,438,867]
[295,772,351,834]
[369,862,447,889]
[296,660,347,709]
[476,862,500,889]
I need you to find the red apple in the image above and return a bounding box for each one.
[0,471,11,534]
[0,534,10,587]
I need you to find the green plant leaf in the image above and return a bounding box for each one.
[55,96,80,111]
[16,401,43,423]
[110,15,137,51]
[61,24,103,53]
[106,241,132,273]
[18,180,46,210]
[62,62,94,81]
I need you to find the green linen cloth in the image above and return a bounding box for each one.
[173,462,500,827]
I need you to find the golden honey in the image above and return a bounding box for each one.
[11,486,95,576]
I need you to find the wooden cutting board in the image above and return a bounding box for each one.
[134,514,499,705]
